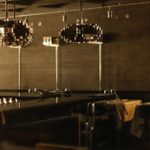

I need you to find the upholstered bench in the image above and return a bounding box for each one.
[138,103,150,149]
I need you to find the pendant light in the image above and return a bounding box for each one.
[59,0,103,44]
[0,0,33,47]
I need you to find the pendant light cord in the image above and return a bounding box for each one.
[13,0,16,20]
[80,0,83,24]
[5,0,8,19]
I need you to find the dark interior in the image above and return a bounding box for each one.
[0,0,149,150]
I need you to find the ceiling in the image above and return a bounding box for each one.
[0,0,149,18]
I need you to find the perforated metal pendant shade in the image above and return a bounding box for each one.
[60,23,103,44]
[0,19,33,47]
[0,0,33,47]
[59,0,103,44]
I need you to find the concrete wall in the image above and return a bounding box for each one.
[0,1,149,91]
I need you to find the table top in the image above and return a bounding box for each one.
[0,90,116,111]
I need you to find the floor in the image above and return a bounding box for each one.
[0,141,34,150]
[0,118,147,150]
[0,139,144,150]
[0,130,145,150]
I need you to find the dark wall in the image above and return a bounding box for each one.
[0,1,149,91]
[102,3,150,90]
